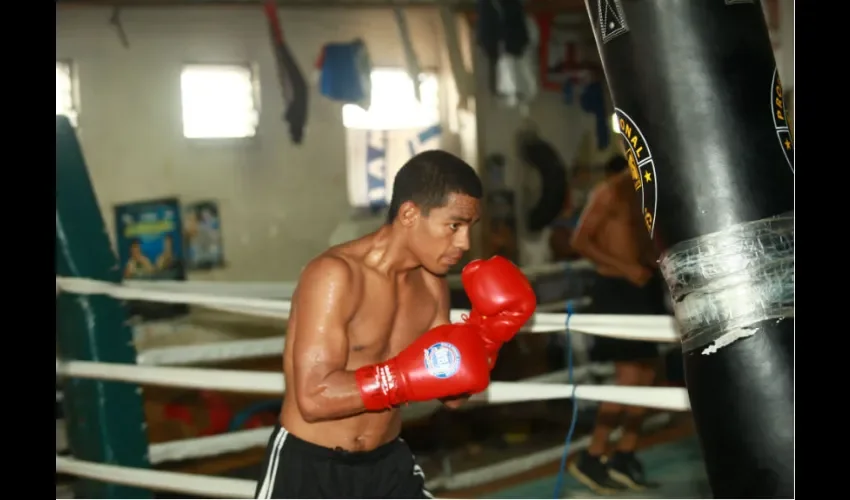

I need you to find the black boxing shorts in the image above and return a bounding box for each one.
[587,273,668,363]
[254,424,433,499]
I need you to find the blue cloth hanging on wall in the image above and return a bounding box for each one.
[561,80,610,150]
[319,40,371,107]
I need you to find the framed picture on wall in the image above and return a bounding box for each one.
[114,197,188,320]
[183,200,225,270]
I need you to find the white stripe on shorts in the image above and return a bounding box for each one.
[256,427,289,499]
[412,457,433,498]
[402,437,433,499]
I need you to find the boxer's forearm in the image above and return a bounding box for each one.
[297,370,368,423]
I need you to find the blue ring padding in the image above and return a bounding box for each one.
[229,400,281,432]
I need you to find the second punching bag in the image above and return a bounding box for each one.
[583,1,794,498]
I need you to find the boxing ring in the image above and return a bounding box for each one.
[57,0,792,496]
[55,262,690,498]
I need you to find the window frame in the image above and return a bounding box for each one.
[342,67,440,131]
[56,59,79,127]
[179,62,262,142]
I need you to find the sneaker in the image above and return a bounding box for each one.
[568,451,629,494]
[607,451,660,490]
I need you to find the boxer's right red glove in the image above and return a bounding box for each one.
[461,256,537,368]
[355,323,490,411]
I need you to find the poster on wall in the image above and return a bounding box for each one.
[114,197,188,320]
[183,201,225,270]
[535,14,598,92]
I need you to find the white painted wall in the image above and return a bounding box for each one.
[57,4,792,282]
[57,6,450,282]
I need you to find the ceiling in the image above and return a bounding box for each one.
[56,0,588,12]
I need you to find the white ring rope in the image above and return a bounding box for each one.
[57,276,679,342]
[56,360,690,411]
[126,279,298,299]
[145,366,613,465]
[56,455,256,498]
[133,311,668,367]
[121,260,597,298]
[56,368,609,463]
[132,307,672,367]
[150,427,276,465]
[58,277,292,316]
[57,412,672,498]
[137,336,286,366]
[58,260,684,494]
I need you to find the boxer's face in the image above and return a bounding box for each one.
[410,193,480,275]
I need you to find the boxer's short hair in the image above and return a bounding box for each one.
[387,150,482,223]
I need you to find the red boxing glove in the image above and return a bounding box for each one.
[461,256,537,357]
[355,324,491,412]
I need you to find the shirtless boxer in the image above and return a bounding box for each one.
[254,150,536,499]
[568,155,666,493]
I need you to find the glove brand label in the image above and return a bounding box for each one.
[615,108,658,239]
[424,342,461,379]
[771,68,794,172]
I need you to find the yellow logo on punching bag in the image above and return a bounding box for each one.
[771,68,794,172]
[615,108,658,239]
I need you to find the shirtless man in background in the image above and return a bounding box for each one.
[568,155,666,493]
[254,150,536,499]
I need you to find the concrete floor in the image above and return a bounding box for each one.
[483,435,710,499]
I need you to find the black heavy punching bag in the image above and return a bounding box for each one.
[583,1,794,498]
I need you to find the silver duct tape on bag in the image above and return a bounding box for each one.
[660,212,794,354]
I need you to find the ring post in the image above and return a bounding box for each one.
[56,116,152,498]
[583,1,793,497]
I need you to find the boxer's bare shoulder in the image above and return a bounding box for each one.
[290,252,361,326]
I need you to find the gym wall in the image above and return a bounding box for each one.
[56,6,454,282]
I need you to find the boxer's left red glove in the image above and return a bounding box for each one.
[461,256,537,369]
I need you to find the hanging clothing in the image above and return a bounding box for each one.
[263,0,308,144]
[496,15,539,107]
[317,39,372,109]
[477,0,533,101]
